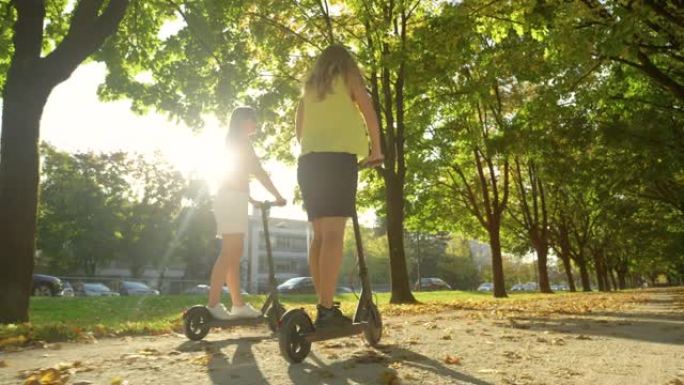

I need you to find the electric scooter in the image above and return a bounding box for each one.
[277,194,383,363]
[183,201,286,341]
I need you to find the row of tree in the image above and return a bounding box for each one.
[36,144,218,280]
[1,0,682,322]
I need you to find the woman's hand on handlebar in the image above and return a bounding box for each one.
[273,196,287,207]
[361,151,384,169]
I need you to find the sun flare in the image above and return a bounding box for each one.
[166,127,233,194]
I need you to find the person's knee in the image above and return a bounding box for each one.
[321,226,344,242]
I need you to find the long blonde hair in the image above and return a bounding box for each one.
[226,106,256,144]
[305,45,364,100]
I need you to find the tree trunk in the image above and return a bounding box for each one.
[0,66,51,323]
[617,268,627,290]
[603,267,612,291]
[535,243,553,293]
[489,226,507,298]
[574,252,592,291]
[609,269,618,291]
[594,261,606,291]
[593,250,610,292]
[0,0,128,324]
[558,250,576,292]
[386,178,416,304]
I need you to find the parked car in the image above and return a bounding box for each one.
[31,274,64,296]
[336,286,353,294]
[183,284,248,295]
[277,277,316,294]
[277,277,351,295]
[78,283,119,297]
[119,281,159,296]
[511,282,538,292]
[477,282,493,292]
[414,277,452,291]
[510,283,526,292]
[523,282,538,291]
[61,281,75,297]
[551,284,569,291]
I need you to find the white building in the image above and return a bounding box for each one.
[244,208,310,293]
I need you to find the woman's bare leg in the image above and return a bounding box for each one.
[308,219,323,298]
[317,216,347,308]
[208,234,244,307]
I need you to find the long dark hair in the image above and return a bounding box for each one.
[226,106,257,145]
[305,44,364,100]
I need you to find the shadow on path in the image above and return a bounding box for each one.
[177,335,272,385]
[287,343,495,385]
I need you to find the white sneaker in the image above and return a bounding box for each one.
[230,303,261,319]
[207,303,231,320]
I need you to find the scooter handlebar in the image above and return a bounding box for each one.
[255,200,287,210]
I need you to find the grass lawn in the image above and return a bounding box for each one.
[0,290,612,348]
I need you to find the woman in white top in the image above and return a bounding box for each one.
[208,107,286,320]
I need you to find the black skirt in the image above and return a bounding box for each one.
[297,152,358,221]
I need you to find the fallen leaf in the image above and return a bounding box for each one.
[139,348,162,356]
[22,367,69,385]
[575,335,592,340]
[441,334,452,340]
[503,351,522,360]
[444,355,462,365]
[110,377,128,385]
[403,371,418,380]
[380,370,400,385]
[353,350,386,364]
[666,379,684,385]
[0,360,6,368]
[478,368,498,374]
[190,354,212,366]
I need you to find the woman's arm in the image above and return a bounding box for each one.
[295,99,304,143]
[349,74,383,164]
[247,145,286,204]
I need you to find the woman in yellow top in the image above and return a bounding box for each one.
[295,45,383,329]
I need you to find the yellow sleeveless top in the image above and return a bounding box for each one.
[300,76,369,158]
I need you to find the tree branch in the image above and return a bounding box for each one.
[44,0,129,85]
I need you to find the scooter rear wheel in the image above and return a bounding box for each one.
[266,302,286,332]
[278,309,313,363]
[184,306,210,341]
[362,302,383,347]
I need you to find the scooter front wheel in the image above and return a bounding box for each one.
[184,306,211,341]
[362,302,383,347]
[278,309,313,363]
[266,302,286,333]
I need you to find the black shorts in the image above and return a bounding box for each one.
[297,152,358,221]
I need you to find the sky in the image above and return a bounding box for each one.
[40,62,307,220]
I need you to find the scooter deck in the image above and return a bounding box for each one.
[205,316,267,329]
[303,322,368,343]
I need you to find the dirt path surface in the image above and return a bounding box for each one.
[1,288,683,385]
